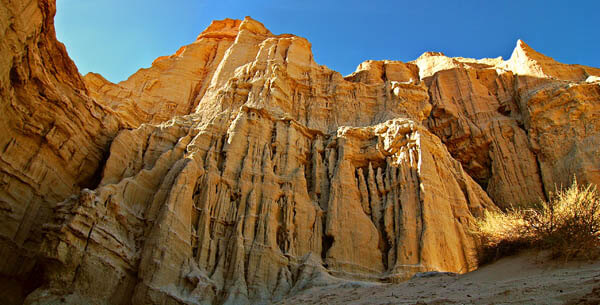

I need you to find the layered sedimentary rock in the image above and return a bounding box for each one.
[409,41,600,207]
[507,41,600,193]
[1,1,600,304]
[0,1,123,303]
[416,51,546,207]
[32,110,494,305]
[83,19,243,128]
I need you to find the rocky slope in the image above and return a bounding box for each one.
[0,1,599,304]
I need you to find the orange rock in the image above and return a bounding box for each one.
[0,2,599,305]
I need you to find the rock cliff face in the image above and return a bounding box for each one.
[0,1,123,303]
[0,1,599,304]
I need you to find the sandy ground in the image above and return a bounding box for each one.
[277,252,600,305]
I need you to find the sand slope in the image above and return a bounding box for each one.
[277,252,600,305]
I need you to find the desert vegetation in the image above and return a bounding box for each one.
[476,179,600,263]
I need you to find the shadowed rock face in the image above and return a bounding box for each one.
[0,1,599,304]
[0,0,123,303]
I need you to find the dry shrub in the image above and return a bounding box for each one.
[476,179,600,263]
[476,208,532,264]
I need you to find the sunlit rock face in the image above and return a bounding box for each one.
[1,1,599,304]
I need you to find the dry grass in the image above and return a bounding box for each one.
[476,179,600,263]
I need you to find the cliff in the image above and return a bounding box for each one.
[0,1,599,304]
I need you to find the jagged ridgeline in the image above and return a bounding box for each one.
[1,1,599,304]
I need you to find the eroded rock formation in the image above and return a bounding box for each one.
[1,1,599,304]
[0,1,124,303]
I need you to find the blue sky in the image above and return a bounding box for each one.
[56,0,600,83]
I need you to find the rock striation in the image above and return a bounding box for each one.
[0,1,599,304]
[0,1,123,303]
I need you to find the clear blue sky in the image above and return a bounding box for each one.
[56,0,600,83]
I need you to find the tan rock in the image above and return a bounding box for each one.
[0,1,123,303]
[84,19,242,127]
[1,2,600,305]
[424,63,545,207]
[520,81,600,193]
[505,39,600,81]
[32,108,493,304]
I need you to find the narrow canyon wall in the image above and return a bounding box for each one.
[0,1,599,305]
[0,1,124,302]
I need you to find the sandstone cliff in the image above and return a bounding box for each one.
[0,1,124,303]
[0,1,599,304]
